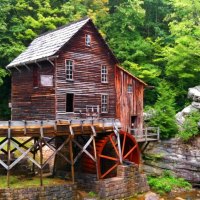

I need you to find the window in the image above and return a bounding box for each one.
[101,65,108,83]
[101,94,108,113]
[128,84,133,93]
[65,60,74,80]
[85,34,91,46]
[40,75,53,87]
[131,116,137,128]
[66,93,74,112]
[33,67,39,88]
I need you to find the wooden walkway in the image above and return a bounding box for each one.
[0,119,121,137]
[129,127,160,143]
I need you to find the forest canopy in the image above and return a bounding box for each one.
[0,0,199,137]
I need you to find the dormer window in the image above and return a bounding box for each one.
[85,34,91,46]
[65,60,74,80]
[101,65,108,83]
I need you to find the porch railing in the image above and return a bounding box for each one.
[129,127,160,142]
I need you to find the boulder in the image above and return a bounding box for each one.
[145,192,160,200]
[176,86,200,127]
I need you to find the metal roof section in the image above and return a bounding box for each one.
[6,17,90,68]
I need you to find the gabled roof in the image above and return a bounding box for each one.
[7,17,90,68]
[117,65,147,86]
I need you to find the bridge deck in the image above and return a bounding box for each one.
[0,119,121,137]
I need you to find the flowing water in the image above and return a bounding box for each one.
[131,189,200,200]
[163,189,200,200]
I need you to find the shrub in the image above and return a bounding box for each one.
[146,81,178,139]
[178,111,200,141]
[147,170,192,195]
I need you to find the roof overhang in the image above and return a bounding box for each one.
[116,65,147,86]
[6,55,59,70]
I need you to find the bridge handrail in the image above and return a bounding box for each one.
[129,127,160,142]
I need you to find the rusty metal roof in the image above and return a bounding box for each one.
[7,17,90,68]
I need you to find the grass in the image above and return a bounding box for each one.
[0,176,68,189]
[147,170,192,195]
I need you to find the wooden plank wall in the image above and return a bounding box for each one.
[55,21,116,119]
[115,67,144,131]
[11,63,56,120]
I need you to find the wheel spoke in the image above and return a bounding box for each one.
[109,135,119,157]
[121,132,126,157]
[101,163,118,179]
[99,154,118,161]
[123,145,137,159]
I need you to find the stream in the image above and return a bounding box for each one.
[163,189,200,200]
[131,189,200,200]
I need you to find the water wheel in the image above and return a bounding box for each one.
[82,130,140,179]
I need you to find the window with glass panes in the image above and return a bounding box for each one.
[127,84,133,93]
[101,65,108,83]
[101,94,108,113]
[85,34,91,46]
[65,60,73,80]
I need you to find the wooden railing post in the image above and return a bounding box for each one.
[157,127,160,140]
[145,127,147,142]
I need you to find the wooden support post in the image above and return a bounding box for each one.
[7,121,11,188]
[39,138,43,186]
[32,138,37,173]
[69,136,74,183]
[92,135,99,180]
[114,126,123,164]
[39,121,43,186]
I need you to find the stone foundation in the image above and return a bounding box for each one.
[0,184,76,200]
[77,164,149,199]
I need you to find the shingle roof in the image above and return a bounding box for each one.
[7,17,90,68]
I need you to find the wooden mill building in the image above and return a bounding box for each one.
[1,17,151,184]
[7,17,146,131]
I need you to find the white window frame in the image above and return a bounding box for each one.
[101,94,109,113]
[101,65,108,83]
[85,34,91,46]
[65,60,74,81]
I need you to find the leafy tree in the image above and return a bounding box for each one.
[147,81,178,139]
[157,0,200,109]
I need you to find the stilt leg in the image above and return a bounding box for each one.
[69,136,74,183]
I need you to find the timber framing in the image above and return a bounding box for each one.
[0,119,121,187]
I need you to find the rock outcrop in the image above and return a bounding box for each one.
[143,137,200,186]
[176,86,200,126]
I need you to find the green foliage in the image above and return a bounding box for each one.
[148,170,192,195]
[156,0,200,109]
[178,111,200,141]
[88,191,97,197]
[147,81,178,139]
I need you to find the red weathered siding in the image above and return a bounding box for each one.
[115,67,144,131]
[11,63,55,120]
[55,22,116,119]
